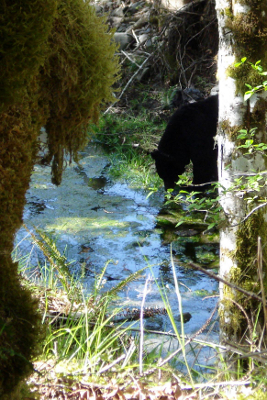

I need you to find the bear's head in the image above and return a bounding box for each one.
[151,150,185,190]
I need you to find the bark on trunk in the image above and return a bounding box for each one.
[216,0,267,347]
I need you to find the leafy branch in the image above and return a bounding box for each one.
[234,57,267,101]
[164,58,267,230]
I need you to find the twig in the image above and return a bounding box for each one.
[142,303,219,377]
[131,29,140,45]
[181,379,250,390]
[121,50,141,67]
[182,18,217,60]
[104,54,153,115]
[230,201,267,227]
[188,262,264,304]
[105,19,170,115]
[98,354,126,374]
[139,275,151,375]
[118,54,152,100]
[158,302,219,368]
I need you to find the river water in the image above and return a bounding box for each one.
[15,144,219,373]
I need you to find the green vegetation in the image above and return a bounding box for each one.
[13,231,267,399]
[149,60,267,387]
[163,60,267,232]
[89,104,166,188]
[0,0,120,397]
[13,232,215,395]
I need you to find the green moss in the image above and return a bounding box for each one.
[225,7,233,18]
[0,0,57,112]
[226,11,267,63]
[0,83,46,397]
[221,211,267,341]
[0,0,120,396]
[41,0,120,185]
[250,98,267,130]
[225,1,267,91]
[219,120,243,141]
[236,212,266,269]
[227,62,264,96]
[0,257,44,398]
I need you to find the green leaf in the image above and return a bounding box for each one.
[207,222,216,230]
[244,92,253,101]
[176,220,185,227]
[235,57,247,67]
[237,133,248,140]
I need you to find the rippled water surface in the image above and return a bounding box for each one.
[15,144,219,372]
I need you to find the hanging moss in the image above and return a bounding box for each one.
[42,0,120,185]
[0,0,120,397]
[0,0,57,112]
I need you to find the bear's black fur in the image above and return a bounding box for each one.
[151,95,218,190]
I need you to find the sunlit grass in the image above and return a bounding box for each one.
[88,109,165,189]
[13,229,267,399]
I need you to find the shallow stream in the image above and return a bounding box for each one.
[15,144,219,372]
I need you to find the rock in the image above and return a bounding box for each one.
[109,16,124,29]
[113,32,134,50]
[123,1,146,16]
[126,11,150,33]
[138,33,149,44]
[94,4,103,14]
[110,6,124,17]
[177,312,192,323]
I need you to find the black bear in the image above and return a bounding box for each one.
[151,95,218,190]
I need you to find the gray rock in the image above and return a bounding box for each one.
[138,33,149,44]
[126,12,150,33]
[109,16,124,29]
[123,1,146,16]
[110,6,124,17]
[94,4,103,14]
[113,32,134,50]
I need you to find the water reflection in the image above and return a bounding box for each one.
[15,144,219,374]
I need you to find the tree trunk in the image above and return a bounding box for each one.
[216,0,267,349]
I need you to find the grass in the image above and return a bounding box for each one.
[13,229,267,399]
[12,91,267,396]
[107,145,161,188]
[88,103,166,189]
